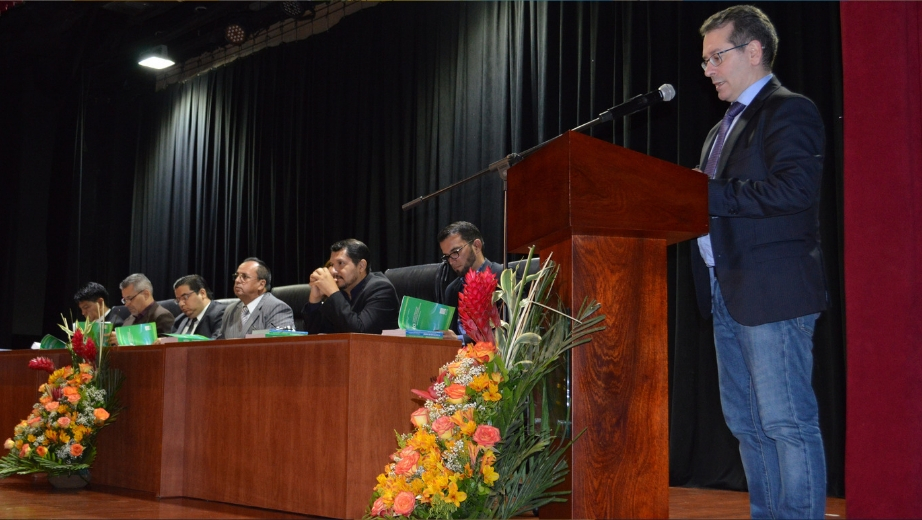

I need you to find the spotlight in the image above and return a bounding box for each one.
[225,22,247,45]
[138,45,175,69]
[280,1,315,19]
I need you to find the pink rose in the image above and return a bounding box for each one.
[57,416,71,428]
[410,407,429,428]
[392,491,416,516]
[44,401,60,412]
[370,497,388,517]
[19,445,31,458]
[431,416,455,439]
[473,424,501,447]
[394,449,420,476]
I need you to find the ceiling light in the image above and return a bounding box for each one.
[225,22,247,45]
[138,45,175,69]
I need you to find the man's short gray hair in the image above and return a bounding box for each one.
[119,273,153,294]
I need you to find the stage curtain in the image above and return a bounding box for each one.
[841,2,922,517]
[59,1,845,497]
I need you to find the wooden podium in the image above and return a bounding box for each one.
[507,131,707,518]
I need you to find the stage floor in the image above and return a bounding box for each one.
[0,475,846,519]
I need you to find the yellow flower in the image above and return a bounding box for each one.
[482,464,499,486]
[468,374,491,392]
[59,432,71,444]
[444,480,467,507]
[26,434,36,443]
[482,383,502,402]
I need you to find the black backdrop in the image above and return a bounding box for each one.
[1,1,844,497]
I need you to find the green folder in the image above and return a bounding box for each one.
[396,296,455,331]
[164,333,212,342]
[115,323,158,346]
[39,334,67,350]
[76,321,114,347]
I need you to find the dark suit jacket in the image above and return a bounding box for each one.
[218,292,294,339]
[303,272,399,334]
[691,76,827,326]
[104,307,129,327]
[172,300,227,339]
[122,301,175,337]
[443,259,504,336]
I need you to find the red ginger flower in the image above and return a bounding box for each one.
[74,337,97,363]
[28,357,56,373]
[458,267,501,345]
[72,329,84,350]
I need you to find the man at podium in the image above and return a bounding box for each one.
[691,5,828,519]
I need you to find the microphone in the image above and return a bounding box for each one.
[598,84,676,121]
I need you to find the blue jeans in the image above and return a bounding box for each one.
[711,273,826,519]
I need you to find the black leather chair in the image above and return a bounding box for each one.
[270,284,312,331]
[157,299,182,318]
[384,258,540,304]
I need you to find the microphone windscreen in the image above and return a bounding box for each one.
[659,84,676,102]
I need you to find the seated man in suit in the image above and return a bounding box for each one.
[303,239,398,334]
[73,281,128,326]
[171,274,226,339]
[109,273,175,345]
[437,221,503,342]
[217,257,295,339]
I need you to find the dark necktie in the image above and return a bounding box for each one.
[185,317,198,335]
[703,102,746,179]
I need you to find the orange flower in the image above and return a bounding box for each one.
[444,384,467,404]
[94,408,110,422]
[410,407,429,428]
[62,386,81,404]
[392,491,416,516]
[469,341,497,363]
[35,446,48,457]
[370,497,388,517]
[70,443,84,457]
[43,401,59,413]
[394,450,420,476]
[431,416,455,440]
[473,424,501,448]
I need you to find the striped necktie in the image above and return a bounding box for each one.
[703,101,746,179]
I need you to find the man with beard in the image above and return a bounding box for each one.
[302,238,398,334]
[437,221,503,343]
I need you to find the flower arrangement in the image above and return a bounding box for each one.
[369,251,604,518]
[0,317,123,480]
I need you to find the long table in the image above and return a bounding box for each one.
[1,335,459,518]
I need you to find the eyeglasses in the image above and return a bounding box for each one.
[174,291,195,305]
[232,272,254,282]
[121,291,143,305]
[701,42,751,70]
[441,242,471,263]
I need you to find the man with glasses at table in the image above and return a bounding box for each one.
[303,238,398,334]
[437,221,503,343]
[108,273,175,345]
[217,257,294,339]
[171,274,226,339]
[690,5,828,519]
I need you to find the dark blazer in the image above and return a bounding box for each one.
[122,301,175,337]
[217,292,294,339]
[303,272,399,334]
[443,259,504,335]
[104,306,129,327]
[171,300,227,339]
[691,76,827,326]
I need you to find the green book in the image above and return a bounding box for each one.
[39,334,67,350]
[115,323,158,346]
[76,321,114,346]
[396,296,455,331]
[264,330,310,337]
[164,333,212,342]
